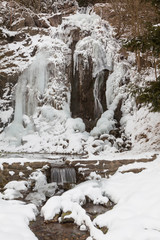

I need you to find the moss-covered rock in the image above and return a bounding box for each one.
[61,211,74,223]
[96,225,108,234]
[100,226,108,234]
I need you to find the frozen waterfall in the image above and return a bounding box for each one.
[5,50,49,142]
[14,51,48,123]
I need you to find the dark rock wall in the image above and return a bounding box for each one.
[71,55,95,131]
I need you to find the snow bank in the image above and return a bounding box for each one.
[41,180,109,221]
[0,198,38,240]
[94,155,160,240]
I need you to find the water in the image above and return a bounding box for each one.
[30,215,89,240]
[93,71,105,118]
[51,167,76,185]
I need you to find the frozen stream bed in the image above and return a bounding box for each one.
[0,153,160,240]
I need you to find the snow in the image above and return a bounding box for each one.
[0,153,160,240]
[0,198,38,240]
[41,180,109,221]
[0,2,160,240]
[0,107,13,123]
[124,107,160,152]
[26,170,58,206]
[0,27,19,37]
[80,224,87,231]
[4,180,29,191]
[93,156,160,240]
[9,170,15,176]
[0,156,54,170]
[41,155,160,240]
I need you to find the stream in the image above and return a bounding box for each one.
[30,202,111,240]
[30,216,90,240]
[0,153,113,239]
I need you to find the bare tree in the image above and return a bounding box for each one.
[109,0,158,71]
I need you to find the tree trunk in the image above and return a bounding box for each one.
[154,57,158,81]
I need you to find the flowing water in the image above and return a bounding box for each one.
[51,167,76,185]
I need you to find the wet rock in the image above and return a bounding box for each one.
[77,0,106,7]
[94,3,113,22]
[70,30,108,132]
[52,1,77,15]
[33,15,49,28]
[30,215,90,240]
[100,226,108,234]
[53,213,60,223]
[48,14,62,27]
[121,168,146,174]
[71,55,95,132]
[114,98,123,128]
[22,12,35,27]
[109,129,120,139]
[44,213,61,224]
[61,211,74,223]
[66,156,157,182]
[0,172,7,189]
[11,18,25,31]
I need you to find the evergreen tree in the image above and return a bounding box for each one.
[136,78,160,112]
[125,1,160,111]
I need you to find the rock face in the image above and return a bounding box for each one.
[66,155,157,183]
[0,161,51,189]
[71,49,109,131]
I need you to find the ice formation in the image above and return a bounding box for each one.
[0,11,121,153]
[0,6,159,154]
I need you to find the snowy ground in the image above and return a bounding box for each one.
[1,153,160,240]
[0,198,38,240]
